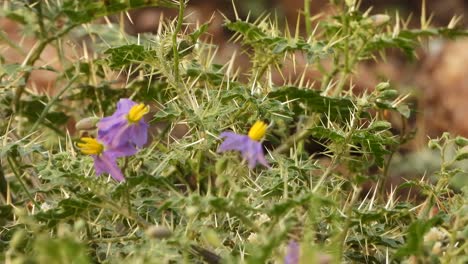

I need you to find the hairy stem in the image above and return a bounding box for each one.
[14,24,77,113]
[172,0,186,87]
[28,75,79,133]
[7,155,40,208]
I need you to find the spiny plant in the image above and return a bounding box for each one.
[0,0,467,263]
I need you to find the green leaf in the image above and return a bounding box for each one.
[104,44,154,69]
[189,23,210,43]
[310,126,345,141]
[454,136,468,147]
[269,86,355,120]
[153,106,182,122]
[368,121,392,131]
[225,21,332,61]
[185,62,225,86]
[455,151,468,161]
[395,215,444,258]
[62,0,177,24]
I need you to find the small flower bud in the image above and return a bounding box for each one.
[428,139,440,150]
[431,241,443,255]
[202,229,222,247]
[455,136,468,147]
[186,206,198,217]
[75,116,100,131]
[369,14,391,27]
[375,82,390,91]
[145,226,172,239]
[378,90,398,100]
[10,229,27,250]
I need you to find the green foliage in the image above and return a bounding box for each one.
[0,0,467,263]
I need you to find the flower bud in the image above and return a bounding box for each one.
[202,229,222,247]
[455,136,468,147]
[75,116,100,131]
[375,82,390,91]
[186,206,198,217]
[369,14,390,27]
[145,226,172,239]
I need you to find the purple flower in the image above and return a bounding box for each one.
[77,137,136,182]
[97,98,149,148]
[218,121,270,169]
[284,241,300,264]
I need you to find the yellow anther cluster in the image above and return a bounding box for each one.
[77,137,104,155]
[248,121,268,141]
[127,103,150,123]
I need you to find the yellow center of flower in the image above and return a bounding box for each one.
[77,137,104,155]
[127,103,150,123]
[248,120,268,141]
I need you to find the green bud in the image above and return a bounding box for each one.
[75,116,100,131]
[454,136,468,147]
[369,121,392,131]
[375,82,390,91]
[186,206,198,217]
[145,226,172,239]
[202,229,222,248]
[369,14,390,27]
[455,150,468,161]
[379,89,398,100]
[10,229,27,250]
[428,139,440,150]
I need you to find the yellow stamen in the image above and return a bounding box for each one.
[127,103,149,123]
[77,137,104,155]
[248,120,268,141]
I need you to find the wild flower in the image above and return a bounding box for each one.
[284,240,300,264]
[97,98,150,148]
[218,120,270,169]
[77,137,136,182]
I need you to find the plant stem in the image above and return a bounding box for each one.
[7,155,40,208]
[304,0,312,36]
[334,186,362,262]
[14,24,77,113]
[0,160,9,202]
[35,1,47,39]
[172,0,186,87]
[28,75,79,133]
[273,114,319,155]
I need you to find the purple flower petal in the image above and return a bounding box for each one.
[116,98,137,113]
[97,115,126,132]
[254,141,270,168]
[93,153,125,182]
[284,241,300,264]
[218,131,269,169]
[128,121,149,148]
[218,132,250,153]
[97,98,149,148]
[106,143,138,158]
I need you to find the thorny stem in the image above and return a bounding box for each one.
[28,75,79,133]
[273,114,319,155]
[172,0,185,87]
[304,0,312,36]
[7,155,40,208]
[124,181,133,216]
[13,24,77,113]
[419,137,453,219]
[379,115,407,199]
[35,1,47,39]
[334,186,362,262]
[0,160,8,202]
[312,105,363,193]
